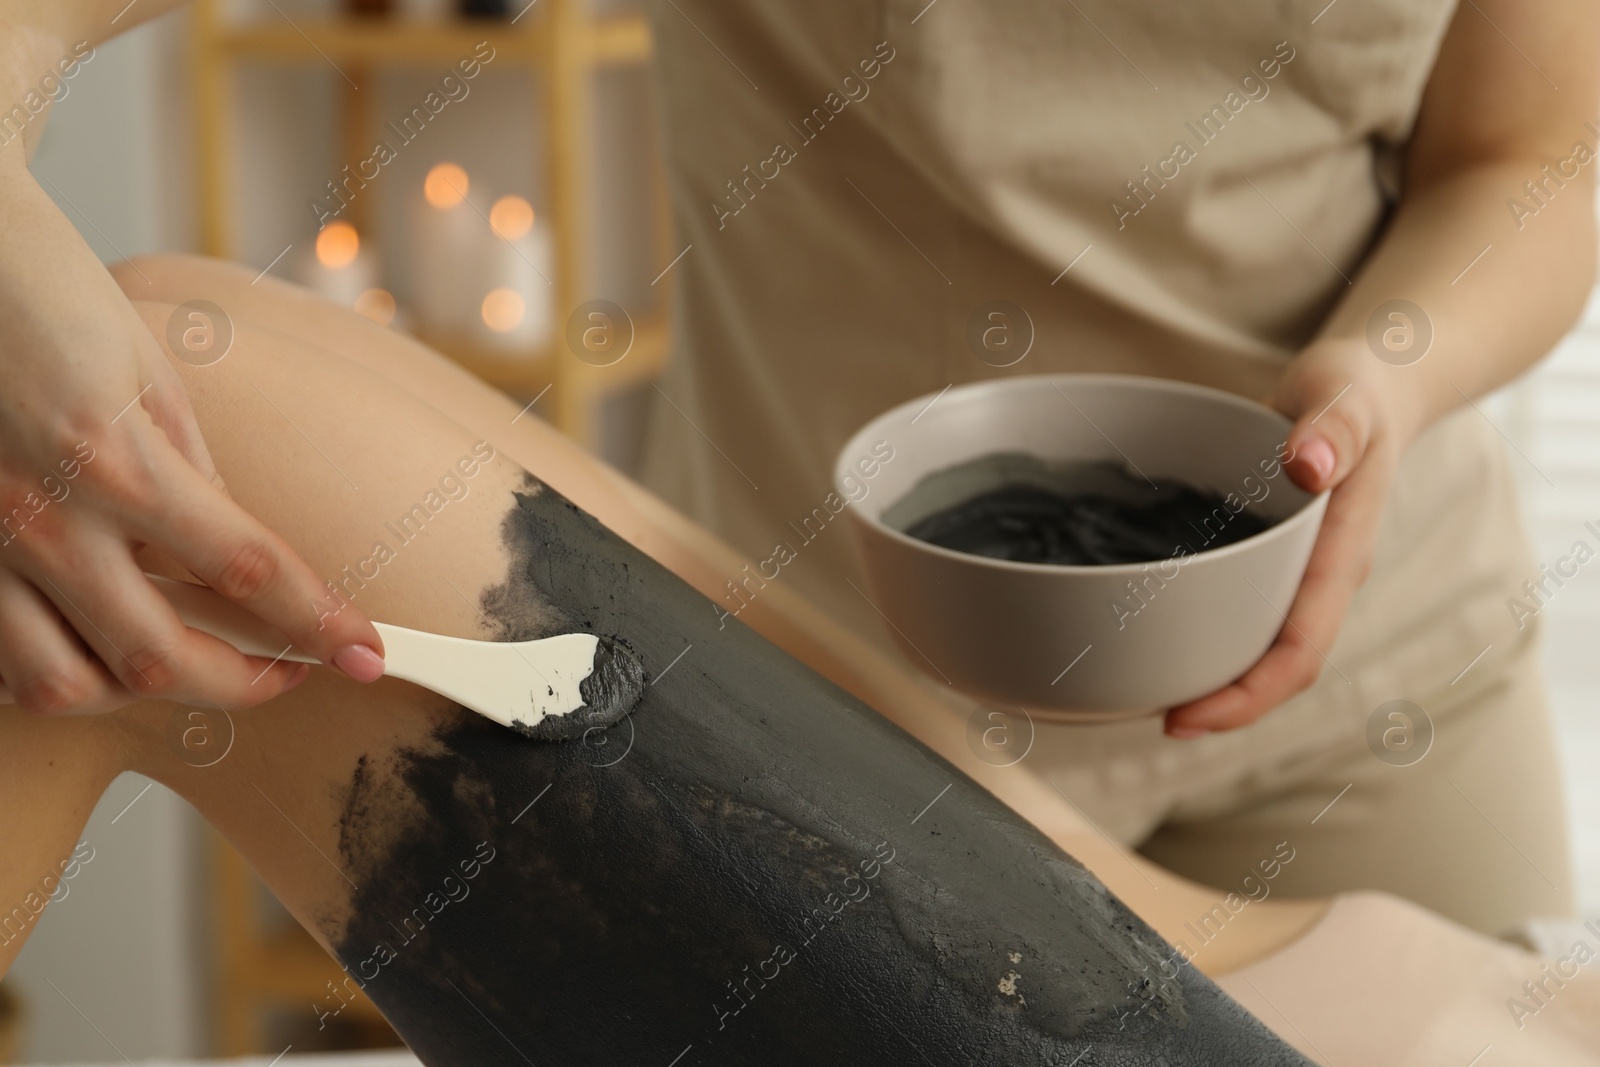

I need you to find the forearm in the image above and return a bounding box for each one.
[0,156,159,461]
[0,0,187,162]
[1176,1,1600,735]
[1313,154,1596,445]
[0,0,188,55]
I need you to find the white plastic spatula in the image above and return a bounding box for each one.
[147,574,619,735]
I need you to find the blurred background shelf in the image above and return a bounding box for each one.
[192,0,673,448]
[207,11,651,64]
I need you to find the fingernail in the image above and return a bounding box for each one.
[284,663,311,692]
[332,644,386,683]
[1168,726,1209,739]
[1301,436,1336,484]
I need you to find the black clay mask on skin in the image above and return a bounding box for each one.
[329,475,1308,1066]
[885,453,1275,566]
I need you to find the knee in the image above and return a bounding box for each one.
[109,253,255,303]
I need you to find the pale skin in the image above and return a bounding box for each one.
[0,255,1328,986]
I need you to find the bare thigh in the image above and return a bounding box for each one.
[115,292,541,937]
[110,255,667,555]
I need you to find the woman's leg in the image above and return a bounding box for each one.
[109,254,1331,975]
[23,275,1303,1063]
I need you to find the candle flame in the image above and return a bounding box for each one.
[425,163,470,209]
[490,195,535,240]
[482,288,526,333]
[315,221,360,269]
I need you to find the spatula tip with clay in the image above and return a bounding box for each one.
[149,575,646,740]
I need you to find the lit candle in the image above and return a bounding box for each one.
[296,221,378,308]
[409,162,483,339]
[474,194,553,353]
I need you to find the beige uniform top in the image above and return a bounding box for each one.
[638,0,1537,839]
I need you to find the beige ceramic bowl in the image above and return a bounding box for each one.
[836,374,1328,717]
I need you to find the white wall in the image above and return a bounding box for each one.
[1492,281,1600,921]
[7,777,207,1064]
[28,11,186,259]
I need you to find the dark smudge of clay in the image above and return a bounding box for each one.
[331,474,1309,1066]
[890,453,1273,566]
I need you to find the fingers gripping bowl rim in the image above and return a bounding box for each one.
[835,374,1330,718]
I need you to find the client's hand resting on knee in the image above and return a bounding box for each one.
[0,108,386,716]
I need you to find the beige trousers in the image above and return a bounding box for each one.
[1137,626,1572,938]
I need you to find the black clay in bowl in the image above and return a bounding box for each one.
[886,453,1276,568]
